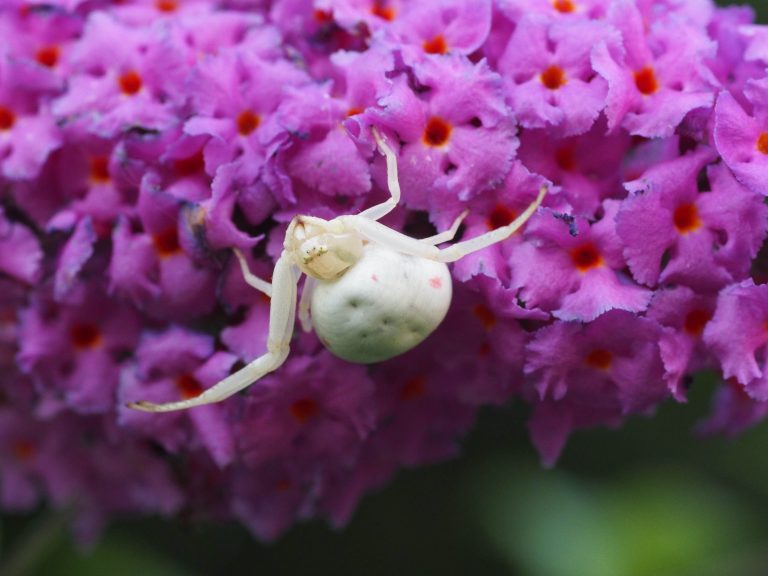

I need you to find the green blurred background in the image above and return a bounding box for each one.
[3,2,768,575]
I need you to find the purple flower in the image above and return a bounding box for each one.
[592,0,715,137]
[368,54,516,210]
[119,327,238,467]
[704,280,768,400]
[510,201,652,321]
[714,81,768,195]
[525,310,667,465]
[2,0,768,543]
[498,15,616,136]
[617,148,767,290]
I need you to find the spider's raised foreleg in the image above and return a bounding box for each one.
[359,127,402,222]
[128,252,298,412]
[343,186,546,262]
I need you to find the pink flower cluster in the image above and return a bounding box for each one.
[2,0,768,542]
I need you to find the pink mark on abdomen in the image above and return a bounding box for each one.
[429,277,443,289]
[371,274,379,282]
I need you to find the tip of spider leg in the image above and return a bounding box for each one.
[126,400,159,412]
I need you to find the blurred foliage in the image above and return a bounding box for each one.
[2,1,768,575]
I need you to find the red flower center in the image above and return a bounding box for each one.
[571,243,603,271]
[236,110,260,136]
[118,70,143,95]
[423,117,452,147]
[585,348,612,370]
[684,309,711,335]
[313,9,333,23]
[155,0,178,12]
[634,66,659,95]
[487,204,516,230]
[400,375,427,400]
[89,156,111,183]
[423,35,448,55]
[290,398,319,423]
[555,146,576,171]
[35,45,60,68]
[0,106,15,130]
[673,203,701,234]
[153,227,182,256]
[70,323,102,350]
[540,65,567,90]
[472,303,497,329]
[174,151,205,176]
[176,373,203,399]
[12,439,36,461]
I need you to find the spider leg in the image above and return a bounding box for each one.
[343,186,546,262]
[437,186,547,262]
[298,276,317,332]
[420,210,469,245]
[233,248,272,297]
[358,127,402,222]
[128,252,298,412]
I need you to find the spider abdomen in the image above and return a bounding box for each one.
[310,244,452,363]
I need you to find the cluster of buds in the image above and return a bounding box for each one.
[1,0,767,542]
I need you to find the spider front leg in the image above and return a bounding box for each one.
[128,252,299,412]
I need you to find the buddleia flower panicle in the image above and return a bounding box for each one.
[2,0,768,542]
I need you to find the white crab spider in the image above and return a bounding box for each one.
[129,128,546,412]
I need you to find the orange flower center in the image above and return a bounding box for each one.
[236,110,260,136]
[553,0,576,12]
[634,66,659,95]
[423,117,452,147]
[118,70,143,95]
[756,132,768,155]
[176,373,203,399]
[673,203,701,234]
[585,348,612,370]
[570,243,603,271]
[290,398,319,423]
[423,35,448,55]
[540,65,567,90]
[371,1,395,20]
[70,323,102,350]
